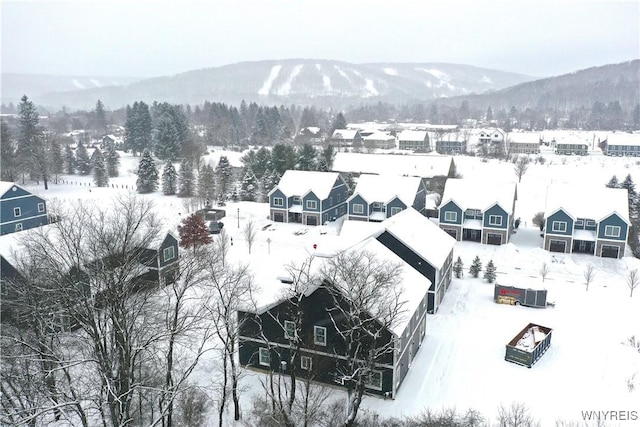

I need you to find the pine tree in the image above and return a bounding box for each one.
[76,143,92,175]
[240,168,258,201]
[94,99,108,135]
[621,174,636,195]
[106,145,121,177]
[178,158,195,197]
[152,103,187,161]
[162,161,178,196]
[320,145,336,171]
[215,156,233,200]
[330,112,347,135]
[297,143,317,170]
[344,172,355,195]
[64,145,76,174]
[50,139,64,182]
[136,149,158,193]
[124,101,152,156]
[93,149,109,187]
[469,256,483,278]
[17,95,47,186]
[453,256,464,278]
[198,163,216,203]
[483,260,497,283]
[177,213,212,249]
[1,120,18,182]
[262,169,280,196]
[606,175,620,188]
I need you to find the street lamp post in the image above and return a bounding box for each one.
[237,208,240,229]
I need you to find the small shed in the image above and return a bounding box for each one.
[196,208,226,222]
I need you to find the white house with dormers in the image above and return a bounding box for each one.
[347,174,427,221]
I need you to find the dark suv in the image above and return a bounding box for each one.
[209,221,224,234]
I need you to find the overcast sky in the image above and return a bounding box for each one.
[2,0,638,79]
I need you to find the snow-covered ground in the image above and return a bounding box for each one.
[15,148,640,425]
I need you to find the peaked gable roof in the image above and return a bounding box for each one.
[331,152,453,178]
[274,170,343,200]
[441,178,517,213]
[544,184,630,224]
[331,129,360,140]
[363,131,395,141]
[350,174,422,206]
[397,130,428,142]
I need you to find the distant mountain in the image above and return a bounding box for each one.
[1,73,142,106]
[8,60,534,110]
[432,60,640,111]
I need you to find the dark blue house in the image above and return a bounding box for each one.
[0,182,49,235]
[268,171,348,226]
[543,185,629,258]
[347,174,427,221]
[438,179,518,245]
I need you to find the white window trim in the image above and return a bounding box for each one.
[301,356,312,370]
[575,219,584,226]
[37,203,45,213]
[284,320,296,340]
[390,207,403,216]
[259,347,270,366]
[273,197,284,207]
[586,220,596,227]
[551,221,567,233]
[13,207,21,217]
[15,223,23,232]
[604,225,621,238]
[353,203,364,214]
[163,246,175,261]
[306,200,317,210]
[292,196,301,205]
[488,215,503,226]
[314,326,327,346]
[444,211,457,222]
[365,371,383,391]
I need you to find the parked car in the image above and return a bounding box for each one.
[209,221,224,234]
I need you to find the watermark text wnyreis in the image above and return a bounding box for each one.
[581,410,638,422]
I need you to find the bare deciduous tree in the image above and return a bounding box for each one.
[514,155,530,183]
[584,264,595,291]
[496,402,540,427]
[243,219,257,254]
[539,262,551,282]
[628,269,639,297]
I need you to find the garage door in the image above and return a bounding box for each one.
[601,245,619,258]
[273,212,284,223]
[306,216,318,226]
[549,240,566,253]
[444,229,458,239]
[486,233,502,245]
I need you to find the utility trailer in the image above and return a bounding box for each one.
[505,323,552,368]
[494,283,548,308]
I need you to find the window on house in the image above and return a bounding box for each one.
[301,356,312,370]
[353,203,364,214]
[488,215,503,226]
[604,225,621,238]
[372,202,382,211]
[314,326,326,346]
[444,211,457,222]
[284,320,296,340]
[551,221,567,233]
[15,223,23,232]
[13,207,21,217]
[38,203,45,213]
[306,200,317,210]
[293,196,301,205]
[259,348,270,366]
[390,207,402,216]
[586,220,596,227]
[575,219,584,227]
[365,371,383,390]
[163,246,175,261]
[273,197,284,207]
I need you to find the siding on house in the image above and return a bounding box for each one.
[1,183,49,235]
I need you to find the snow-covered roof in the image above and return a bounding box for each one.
[441,178,517,213]
[508,132,541,144]
[544,184,630,224]
[436,132,466,142]
[302,126,321,134]
[349,174,422,206]
[331,152,453,178]
[363,131,395,141]
[397,130,428,142]
[346,122,386,133]
[331,129,360,140]
[606,132,640,147]
[273,170,341,200]
[0,181,17,196]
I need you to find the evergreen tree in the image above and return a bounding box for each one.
[106,145,121,177]
[215,156,233,200]
[161,160,178,195]
[198,163,216,203]
[177,213,212,249]
[93,148,109,187]
[483,260,497,283]
[253,147,272,179]
[94,99,108,135]
[75,142,92,175]
[299,106,318,128]
[632,103,640,131]
[136,149,158,193]
[469,256,483,278]
[153,103,188,161]
[178,158,195,197]
[1,120,18,181]
[271,143,296,176]
[330,112,347,135]
[621,174,636,195]
[261,169,281,196]
[50,138,64,182]
[343,172,355,195]
[320,144,336,171]
[486,106,493,122]
[239,168,258,201]
[296,143,317,171]
[64,145,76,174]
[453,256,464,278]
[606,175,620,188]
[124,101,152,156]
[17,95,47,187]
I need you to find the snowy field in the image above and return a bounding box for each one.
[15,147,640,425]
